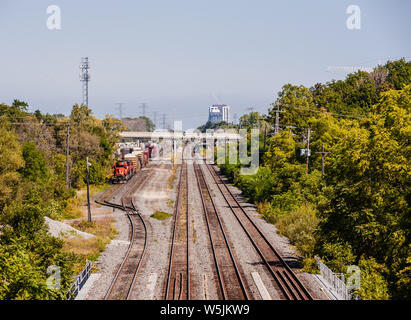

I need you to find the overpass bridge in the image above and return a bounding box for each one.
[119,131,241,140]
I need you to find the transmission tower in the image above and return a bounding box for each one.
[162,113,166,129]
[79,57,90,106]
[116,103,125,120]
[139,102,147,117]
[152,111,157,127]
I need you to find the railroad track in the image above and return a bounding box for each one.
[164,163,190,300]
[95,170,151,300]
[205,164,313,300]
[193,163,249,300]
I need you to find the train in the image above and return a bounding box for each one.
[111,147,151,184]
[111,160,134,183]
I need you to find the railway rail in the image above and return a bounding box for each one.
[205,164,313,300]
[193,163,250,300]
[95,171,150,300]
[164,163,190,300]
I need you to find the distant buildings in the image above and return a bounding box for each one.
[208,104,230,123]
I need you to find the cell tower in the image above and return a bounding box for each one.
[79,57,90,106]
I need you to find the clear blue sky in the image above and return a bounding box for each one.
[1,0,410,129]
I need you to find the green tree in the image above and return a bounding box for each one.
[0,125,24,210]
[19,142,49,182]
[268,84,318,133]
[385,58,411,90]
[263,131,295,169]
[239,112,267,129]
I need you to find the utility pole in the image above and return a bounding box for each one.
[306,127,311,173]
[273,101,285,136]
[65,122,70,188]
[86,157,92,223]
[316,142,331,177]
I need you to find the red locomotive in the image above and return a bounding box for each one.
[112,160,135,183]
[125,160,136,175]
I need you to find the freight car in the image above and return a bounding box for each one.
[112,160,134,183]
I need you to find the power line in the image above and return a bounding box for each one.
[283,105,367,119]
[8,122,62,126]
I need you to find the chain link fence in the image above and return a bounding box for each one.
[315,256,359,300]
[66,260,92,300]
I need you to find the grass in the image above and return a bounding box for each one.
[167,199,174,208]
[150,211,173,220]
[62,184,110,220]
[192,219,197,243]
[257,201,320,273]
[62,217,118,273]
[168,165,179,190]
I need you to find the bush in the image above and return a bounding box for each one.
[319,242,356,274]
[275,203,319,256]
[257,201,279,224]
[355,257,390,300]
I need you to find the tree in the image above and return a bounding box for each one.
[385,58,411,90]
[268,84,318,133]
[316,86,410,298]
[239,112,266,129]
[263,131,295,169]
[121,116,155,132]
[197,120,237,132]
[0,125,24,210]
[19,142,49,182]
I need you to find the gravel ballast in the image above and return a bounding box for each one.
[210,164,330,300]
[45,216,94,240]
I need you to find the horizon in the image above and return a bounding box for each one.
[1,0,410,129]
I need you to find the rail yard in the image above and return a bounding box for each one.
[83,145,328,301]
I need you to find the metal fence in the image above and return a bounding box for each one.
[314,256,359,300]
[67,260,92,300]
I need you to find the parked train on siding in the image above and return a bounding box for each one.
[111,148,151,184]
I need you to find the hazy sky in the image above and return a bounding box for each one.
[1,0,410,129]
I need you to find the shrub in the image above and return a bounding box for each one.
[150,211,172,220]
[257,201,279,224]
[355,257,390,300]
[275,203,319,256]
[319,242,356,274]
